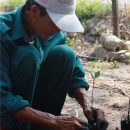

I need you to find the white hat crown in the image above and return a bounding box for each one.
[35,0,76,14]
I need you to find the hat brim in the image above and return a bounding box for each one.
[46,9,84,33]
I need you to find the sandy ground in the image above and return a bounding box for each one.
[62,48,130,130]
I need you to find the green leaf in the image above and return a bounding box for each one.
[91,71,95,79]
[95,71,100,79]
[91,71,100,79]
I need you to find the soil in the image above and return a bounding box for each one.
[62,44,130,130]
[62,8,130,129]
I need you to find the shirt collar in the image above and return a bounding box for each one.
[11,4,29,43]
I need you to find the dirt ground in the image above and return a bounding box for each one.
[62,45,130,130]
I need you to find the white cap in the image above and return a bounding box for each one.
[34,0,84,32]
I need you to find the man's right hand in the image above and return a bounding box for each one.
[14,107,86,130]
[52,115,85,130]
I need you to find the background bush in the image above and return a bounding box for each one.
[0,0,26,10]
[76,0,112,27]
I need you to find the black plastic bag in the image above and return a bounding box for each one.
[121,116,130,130]
[81,120,108,130]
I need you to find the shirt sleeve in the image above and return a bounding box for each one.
[60,32,89,97]
[68,56,89,97]
[0,37,29,129]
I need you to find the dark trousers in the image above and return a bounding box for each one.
[32,45,76,116]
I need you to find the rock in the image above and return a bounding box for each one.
[104,50,130,61]
[85,33,96,44]
[113,103,120,108]
[89,45,112,59]
[121,41,130,50]
[115,127,120,130]
[90,27,102,36]
[99,34,125,51]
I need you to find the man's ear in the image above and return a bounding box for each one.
[30,5,40,19]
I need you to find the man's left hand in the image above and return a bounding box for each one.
[83,106,108,129]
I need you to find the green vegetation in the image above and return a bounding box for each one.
[66,37,74,46]
[67,0,112,46]
[0,0,112,47]
[84,60,120,71]
[76,0,112,28]
[113,60,118,68]
[91,61,97,68]
[0,0,112,22]
[126,54,130,61]
[0,0,26,10]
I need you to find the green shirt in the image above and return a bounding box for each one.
[0,4,89,129]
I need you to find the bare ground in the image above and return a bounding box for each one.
[62,45,130,130]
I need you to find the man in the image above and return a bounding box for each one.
[0,0,107,129]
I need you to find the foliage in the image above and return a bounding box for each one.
[76,0,112,27]
[91,70,100,80]
[91,60,97,68]
[126,54,130,61]
[84,60,121,71]
[66,37,74,46]
[113,60,118,68]
[1,0,112,20]
[66,33,80,47]
[0,0,26,10]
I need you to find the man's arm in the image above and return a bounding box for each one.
[72,87,107,126]
[72,87,93,120]
[14,106,84,130]
[14,107,56,128]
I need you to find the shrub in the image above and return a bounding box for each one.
[1,0,26,10]
[76,0,112,26]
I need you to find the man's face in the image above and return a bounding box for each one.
[30,6,60,39]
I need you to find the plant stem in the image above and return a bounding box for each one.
[91,79,95,106]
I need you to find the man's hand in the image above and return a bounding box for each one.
[14,107,86,130]
[53,115,85,130]
[72,87,108,130]
[83,106,108,129]
[31,115,87,130]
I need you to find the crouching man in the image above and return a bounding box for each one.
[0,0,108,129]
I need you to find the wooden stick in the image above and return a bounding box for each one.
[111,79,130,97]
[120,22,130,36]
[76,53,100,60]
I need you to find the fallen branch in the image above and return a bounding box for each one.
[120,21,130,36]
[76,53,100,60]
[120,30,130,36]
[111,79,130,97]
[108,71,130,97]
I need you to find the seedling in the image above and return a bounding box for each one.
[91,70,100,106]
